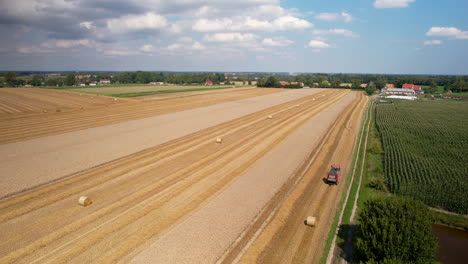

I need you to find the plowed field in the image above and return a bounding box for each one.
[0,88,367,263]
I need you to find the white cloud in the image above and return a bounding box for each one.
[140,44,156,53]
[140,39,206,54]
[374,0,416,9]
[313,29,360,38]
[192,16,312,32]
[262,37,293,47]
[426,27,468,39]
[308,39,331,49]
[272,16,312,30]
[423,40,442,46]
[106,12,169,34]
[203,32,257,42]
[192,18,232,32]
[42,39,93,49]
[315,12,354,23]
[16,46,51,54]
[79,21,94,30]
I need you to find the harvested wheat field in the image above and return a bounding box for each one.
[0,88,367,264]
[136,86,256,101]
[0,88,132,114]
[0,87,284,144]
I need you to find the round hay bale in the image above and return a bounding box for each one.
[268,115,273,119]
[114,98,118,101]
[216,138,222,143]
[78,196,92,207]
[305,216,316,227]
[42,109,48,113]
[312,98,316,101]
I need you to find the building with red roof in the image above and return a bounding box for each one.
[381,83,424,95]
[204,80,213,86]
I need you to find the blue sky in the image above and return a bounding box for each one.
[0,0,467,74]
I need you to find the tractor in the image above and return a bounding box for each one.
[326,165,340,185]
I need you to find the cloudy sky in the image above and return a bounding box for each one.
[0,0,467,74]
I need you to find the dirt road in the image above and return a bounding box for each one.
[0,89,366,263]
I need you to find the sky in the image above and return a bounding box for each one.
[0,0,467,74]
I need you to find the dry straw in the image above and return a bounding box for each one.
[78,196,92,207]
[306,216,316,227]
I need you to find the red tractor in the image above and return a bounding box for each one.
[326,165,340,185]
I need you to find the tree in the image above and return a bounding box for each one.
[256,78,265,87]
[366,84,376,95]
[264,75,279,87]
[321,80,330,87]
[354,197,437,264]
[4,72,17,87]
[351,79,362,89]
[394,78,406,89]
[424,81,437,94]
[31,75,42,86]
[375,79,386,90]
[65,73,76,86]
[331,79,342,88]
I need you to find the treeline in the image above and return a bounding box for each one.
[0,71,228,87]
[112,72,226,84]
[257,73,468,93]
[1,71,467,92]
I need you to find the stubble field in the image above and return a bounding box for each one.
[0,87,367,263]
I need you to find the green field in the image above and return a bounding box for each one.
[421,85,444,93]
[450,92,468,97]
[375,100,468,214]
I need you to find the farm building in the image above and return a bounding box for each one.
[99,79,111,84]
[381,88,415,95]
[279,81,304,87]
[381,83,424,96]
[402,83,424,94]
[204,80,213,86]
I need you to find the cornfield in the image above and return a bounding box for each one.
[375,100,468,214]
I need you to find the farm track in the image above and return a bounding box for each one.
[0,88,282,144]
[225,93,367,264]
[0,89,350,263]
